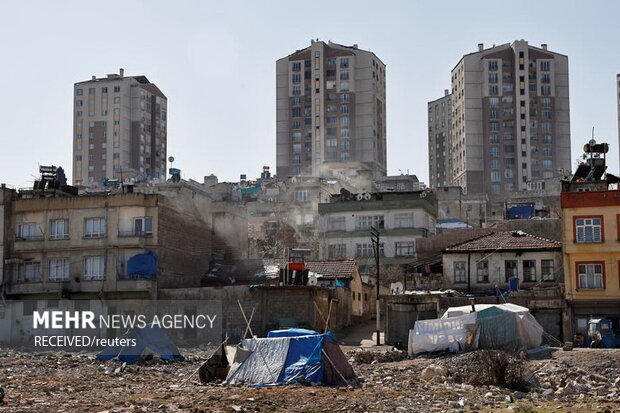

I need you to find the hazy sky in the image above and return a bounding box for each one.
[1,0,619,188]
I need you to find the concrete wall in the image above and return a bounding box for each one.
[159,285,352,342]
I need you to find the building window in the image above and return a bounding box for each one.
[540,61,550,71]
[476,260,489,283]
[18,262,41,283]
[292,85,301,95]
[339,58,349,68]
[327,216,345,231]
[292,73,301,83]
[541,259,555,281]
[49,219,69,240]
[575,217,602,243]
[489,122,499,131]
[490,171,501,182]
[489,73,498,83]
[490,147,499,157]
[134,217,153,236]
[48,259,70,282]
[84,218,106,238]
[541,85,551,95]
[395,241,415,257]
[577,263,604,289]
[505,260,518,282]
[356,243,383,258]
[340,152,350,161]
[17,222,40,240]
[292,62,301,72]
[490,134,499,144]
[454,261,466,284]
[292,143,302,153]
[394,213,414,228]
[76,88,83,96]
[340,129,350,138]
[293,190,310,202]
[523,260,536,282]
[488,61,498,71]
[340,71,349,81]
[489,85,498,95]
[84,256,105,281]
[542,147,552,157]
[328,244,347,259]
[355,215,384,230]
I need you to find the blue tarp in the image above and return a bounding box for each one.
[127,251,157,279]
[97,324,183,364]
[267,328,320,338]
[278,334,326,383]
[506,205,535,220]
[226,331,353,385]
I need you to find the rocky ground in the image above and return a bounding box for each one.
[0,347,619,412]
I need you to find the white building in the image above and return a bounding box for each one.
[318,191,437,276]
[442,231,562,291]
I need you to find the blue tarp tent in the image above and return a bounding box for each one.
[226,330,354,385]
[97,324,183,364]
[127,251,157,279]
[506,205,535,220]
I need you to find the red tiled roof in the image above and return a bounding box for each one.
[262,259,357,279]
[444,231,561,253]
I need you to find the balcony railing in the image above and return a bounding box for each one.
[15,235,44,242]
[118,230,153,238]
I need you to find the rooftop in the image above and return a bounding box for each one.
[444,231,561,253]
[262,259,357,279]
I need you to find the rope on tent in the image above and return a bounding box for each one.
[321,348,349,386]
[243,306,256,339]
[236,300,278,384]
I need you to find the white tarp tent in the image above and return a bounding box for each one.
[408,303,544,355]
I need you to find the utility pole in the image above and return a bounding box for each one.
[370,226,381,346]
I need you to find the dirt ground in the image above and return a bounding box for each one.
[0,346,619,412]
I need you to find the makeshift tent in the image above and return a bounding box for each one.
[226,330,354,385]
[97,324,183,364]
[408,303,543,355]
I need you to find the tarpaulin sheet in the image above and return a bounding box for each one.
[408,313,477,355]
[267,328,320,338]
[278,334,325,383]
[127,251,157,279]
[226,337,290,385]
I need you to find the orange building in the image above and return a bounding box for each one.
[561,189,620,342]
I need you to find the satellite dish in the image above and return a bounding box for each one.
[363,193,372,200]
[168,156,175,163]
[356,193,364,201]
[308,274,318,286]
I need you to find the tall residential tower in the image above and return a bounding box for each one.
[428,90,452,188]
[432,41,570,196]
[73,69,167,186]
[276,40,386,179]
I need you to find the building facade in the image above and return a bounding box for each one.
[318,190,437,279]
[73,69,167,187]
[561,188,620,342]
[276,40,387,179]
[428,90,452,188]
[442,231,562,291]
[447,41,570,196]
[617,73,620,170]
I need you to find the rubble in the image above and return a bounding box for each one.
[0,347,618,411]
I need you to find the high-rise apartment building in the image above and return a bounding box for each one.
[438,41,570,196]
[428,90,452,188]
[276,40,387,179]
[617,73,620,170]
[73,69,167,186]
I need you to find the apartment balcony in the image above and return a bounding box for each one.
[116,230,155,247]
[5,274,156,296]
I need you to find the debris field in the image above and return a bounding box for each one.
[0,347,619,412]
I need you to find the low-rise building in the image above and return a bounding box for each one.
[561,187,620,341]
[318,190,437,280]
[442,231,562,291]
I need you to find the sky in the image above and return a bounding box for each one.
[1,0,619,188]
